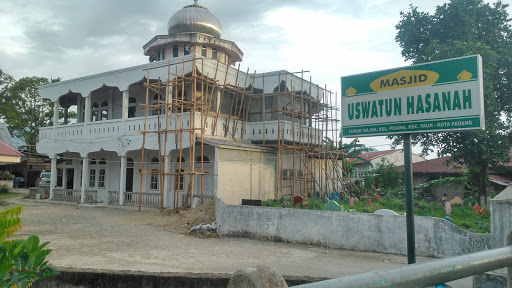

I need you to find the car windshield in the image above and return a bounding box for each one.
[41,173,51,178]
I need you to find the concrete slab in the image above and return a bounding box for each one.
[6,197,472,287]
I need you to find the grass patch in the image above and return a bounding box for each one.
[0,192,24,204]
[264,197,490,233]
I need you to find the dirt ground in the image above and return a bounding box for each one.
[158,200,216,235]
[3,191,471,287]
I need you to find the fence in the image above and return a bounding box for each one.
[108,191,161,207]
[53,189,97,203]
[290,244,512,287]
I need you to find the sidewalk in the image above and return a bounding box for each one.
[10,198,472,287]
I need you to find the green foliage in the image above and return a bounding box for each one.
[362,171,375,191]
[0,70,62,152]
[373,159,403,189]
[0,206,23,242]
[0,187,9,194]
[393,0,512,199]
[0,206,59,287]
[336,138,373,177]
[0,172,15,181]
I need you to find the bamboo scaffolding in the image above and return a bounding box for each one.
[138,57,344,211]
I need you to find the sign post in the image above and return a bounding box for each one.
[403,133,415,264]
[341,55,484,264]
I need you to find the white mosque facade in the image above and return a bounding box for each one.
[36,1,340,208]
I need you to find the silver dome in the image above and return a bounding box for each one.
[167,2,222,38]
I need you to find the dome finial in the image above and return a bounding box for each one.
[194,0,198,4]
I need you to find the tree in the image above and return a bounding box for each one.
[394,0,512,200]
[373,159,402,190]
[0,70,15,107]
[0,72,60,151]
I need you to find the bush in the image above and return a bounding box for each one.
[0,186,9,194]
[0,206,59,287]
[0,172,14,181]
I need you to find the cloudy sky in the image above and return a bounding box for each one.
[1,0,510,155]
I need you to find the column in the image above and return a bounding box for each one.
[119,155,126,205]
[213,147,218,197]
[77,95,82,123]
[49,156,57,199]
[81,155,89,203]
[163,154,171,208]
[53,102,59,126]
[84,96,91,123]
[122,90,129,119]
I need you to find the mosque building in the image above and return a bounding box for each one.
[36,1,342,208]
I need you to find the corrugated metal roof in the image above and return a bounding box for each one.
[396,156,464,174]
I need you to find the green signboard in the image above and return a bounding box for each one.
[341,55,484,137]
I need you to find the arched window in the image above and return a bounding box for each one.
[89,169,96,187]
[211,48,217,59]
[127,157,134,167]
[173,45,179,57]
[98,169,106,188]
[195,155,210,163]
[162,48,165,59]
[201,46,207,57]
[176,157,185,163]
[92,102,100,121]
[89,159,96,165]
[101,101,108,120]
[184,45,190,56]
[150,169,159,191]
[152,94,164,115]
[175,169,184,190]
[99,158,106,165]
[128,97,137,118]
[151,157,159,163]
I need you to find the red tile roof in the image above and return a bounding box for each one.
[502,148,512,167]
[0,141,23,157]
[348,149,401,164]
[396,156,464,174]
[360,149,401,161]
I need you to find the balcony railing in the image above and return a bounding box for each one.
[53,188,97,203]
[39,114,188,142]
[39,113,323,146]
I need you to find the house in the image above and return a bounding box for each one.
[489,147,512,191]
[349,149,425,179]
[0,141,23,165]
[35,1,343,208]
[0,141,23,188]
[396,156,465,202]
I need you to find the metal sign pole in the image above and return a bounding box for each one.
[403,133,416,264]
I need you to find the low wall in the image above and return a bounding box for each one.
[33,267,325,288]
[216,199,490,258]
[0,180,13,189]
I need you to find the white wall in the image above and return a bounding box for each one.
[217,148,276,205]
[216,199,490,258]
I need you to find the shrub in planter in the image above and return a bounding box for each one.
[0,186,9,194]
